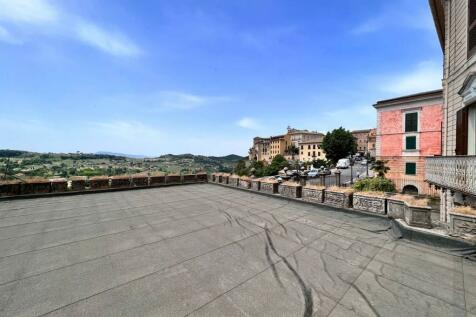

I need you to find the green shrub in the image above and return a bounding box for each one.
[352,177,396,193]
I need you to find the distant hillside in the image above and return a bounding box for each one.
[0,149,245,178]
[96,151,147,159]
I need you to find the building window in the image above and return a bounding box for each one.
[405,162,416,175]
[318,152,321,156]
[457,104,476,155]
[469,1,476,57]
[308,152,310,156]
[313,145,316,149]
[405,136,417,150]
[308,145,311,150]
[405,112,418,132]
[312,151,315,157]
[301,145,303,150]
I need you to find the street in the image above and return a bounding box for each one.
[308,163,373,186]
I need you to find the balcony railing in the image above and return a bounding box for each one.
[425,156,476,196]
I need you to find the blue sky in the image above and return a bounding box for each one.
[0,0,442,156]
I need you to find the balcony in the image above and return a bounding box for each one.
[425,156,476,196]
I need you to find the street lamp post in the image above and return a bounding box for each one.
[350,158,355,185]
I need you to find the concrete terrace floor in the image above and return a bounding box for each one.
[0,184,474,317]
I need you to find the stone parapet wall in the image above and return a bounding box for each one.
[110,176,131,188]
[278,184,302,198]
[239,179,251,189]
[197,173,208,182]
[449,213,476,237]
[387,199,405,219]
[183,174,197,183]
[166,175,182,184]
[302,188,324,203]
[149,175,165,186]
[132,176,148,187]
[353,194,386,214]
[0,173,207,198]
[260,182,278,194]
[0,182,22,197]
[228,177,239,187]
[324,190,353,208]
[71,177,87,191]
[50,179,68,193]
[89,177,110,189]
[251,180,260,191]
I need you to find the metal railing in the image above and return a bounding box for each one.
[425,156,476,196]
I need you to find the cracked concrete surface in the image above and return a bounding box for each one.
[0,184,473,316]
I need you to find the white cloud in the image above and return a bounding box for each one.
[97,90,230,112]
[88,120,163,140]
[351,5,433,35]
[156,91,210,110]
[0,25,22,44]
[236,117,261,130]
[378,61,442,95]
[0,0,142,57]
[0,0,58,24]
[75,22,142,57]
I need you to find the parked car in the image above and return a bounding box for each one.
[360,159,368,165]
[317,166,331,175]
[307,169,319,177]
[336,158,350,169]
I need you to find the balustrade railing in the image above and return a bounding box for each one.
[425,156,476,196]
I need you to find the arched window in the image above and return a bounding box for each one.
[402,185,419,195]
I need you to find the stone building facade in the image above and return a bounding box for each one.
[351,129,372,155]
[299,140,326,162]
[374,90,443,196]
[426,0,476,223]
[250,127,325,163]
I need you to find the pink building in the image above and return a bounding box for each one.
[374,90,443,195]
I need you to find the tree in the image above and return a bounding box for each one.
[285,145,299,161]
[264,155,288,176]
[372,160,390,178]
[311,159,329,168]
[234,160,248,176]
[321,127,357,164]
[249,160,265,177]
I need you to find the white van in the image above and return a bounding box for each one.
[336,158,350,169]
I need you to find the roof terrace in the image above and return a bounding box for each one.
[0,184,474,316]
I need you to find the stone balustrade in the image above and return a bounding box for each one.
[426,156,476,196]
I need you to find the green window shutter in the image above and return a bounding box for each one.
[405,162,416,175]
[405,112,418,132]
[406,136,416,150]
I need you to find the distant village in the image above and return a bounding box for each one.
[249,127,375,163]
